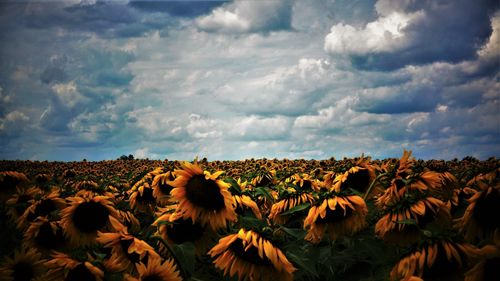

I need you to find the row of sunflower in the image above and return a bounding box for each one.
[0,151,498,280]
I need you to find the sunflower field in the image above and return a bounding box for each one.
[0,151,499,281]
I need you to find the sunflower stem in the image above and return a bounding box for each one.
[363,173,385,201]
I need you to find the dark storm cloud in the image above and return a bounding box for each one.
[10,1,179,38]
[327,0,499,71]
[129,0,226,17]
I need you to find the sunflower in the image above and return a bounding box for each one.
[5,187,42,223]
[44,252,104,281]
[390,239,475,281]
[0,171,29,201]
[17,190,66,230]
[151,171,176,206]
[457,169,500,242]
[233,194,262,219]
[303,195,367,243]
[375,197,451,246]
[465,229,500,281]
[97,225,159,273]
[128,183,156,212]
[331,163,381,197]
[269,190,314,225]
[116,210,141,233]
[0,247,47,281]
[287,173,320,192]
[169,161,236,230]
[24,217,66,252]
[153,208,215,255]
[123,255,181,281]
[209,229,296,281]
[60,194,120,246]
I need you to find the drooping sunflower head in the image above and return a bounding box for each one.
[0,247,47,281]
[61,195,119,246]
[169,161,236,230]
[24,217,66,252]
[209,229,296,281]
[286,173,319,192]
[123,255,181,281]
[97,231,159,273]
[151,171,176,206]
[457,178,500,242]
[375,196,451,246]
[153,208,215,255]
[233,194,262,219]
[44,252,104,281]
[303,195,368,243]
[334,166,373,193]
[0,171,29,201]
[5,186,41,222]
[269,190,314,226]
[17,190,66,230]
[465,229,500,281]
[129,183,156,212]
[390,240,475,281]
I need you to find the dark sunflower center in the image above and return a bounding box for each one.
[137,187,155,203]
[473,189,500,232]
[65,264,97,281]
[35,222,65,249]
[257,175,271,187]
[12,261,34,281]
[72,201,109,233]
[423,244,462,280]
[344,169,370,192]
[315,203,353,224]
[159,181,174,195]
[27,199,57,221]
[167,218,205,244]
[185,174,225,211]
[229,238,273,266]
[394,179,406,190]
[119,238,141,264]
[483,256,500,281]
[143,274,163,281]
[15,194,32,216]
[301,180,312,190]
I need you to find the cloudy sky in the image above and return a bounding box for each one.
[0,0,498,161]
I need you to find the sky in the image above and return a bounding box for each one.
[0,0,498,161]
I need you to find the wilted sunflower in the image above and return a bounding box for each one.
[209,229,296,281]
[303,195,367,243]
[17,190,66,230]
[5,186,42,222]
[0,247,47,281]
[44,252,104,281]
[24,217,66,252]
[331,163,381,197]
[287,173,320,192]
[151,171,176,206]
[390,239,475,281]
[128,183,156,212]
[0,171,29,201]
[123,255,181,281]
[233,194,262,219]
[61,194,119,246]
[153,207,215,255]
[169,161,236,230]
[465,229,500,281]
[97,222,159,273]
[457,169,500,242]
[269,186,314,225]
[375,196,451,246]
